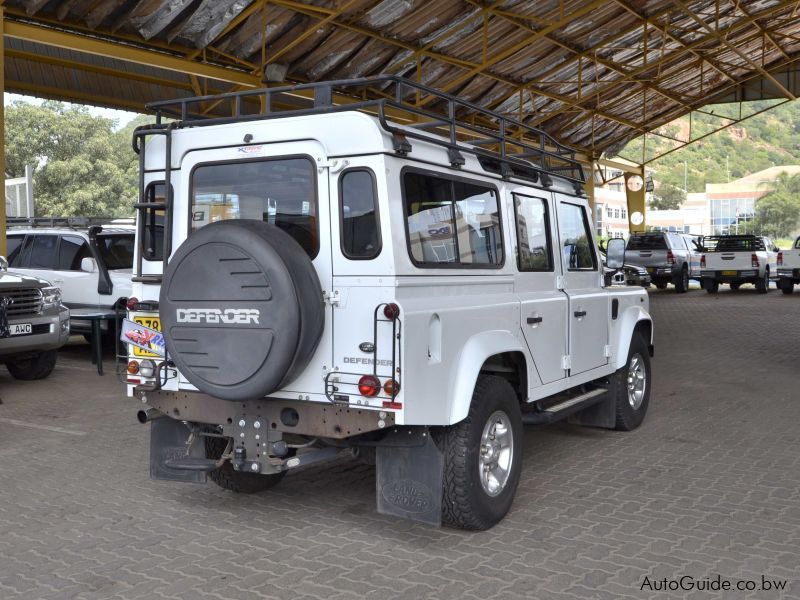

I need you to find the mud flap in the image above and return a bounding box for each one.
[376,427,443,526]
[149,417,207,483]
[568,386,616,429]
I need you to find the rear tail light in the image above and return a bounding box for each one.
[700,254,706,268]
[751,253,759,268]
[126,297,139,311]
[127,360,139,375]
[358,375,381,397]
[777,252,783,266]
[666,250,675,265]
[383,303,400,320]
[383,379,400,397]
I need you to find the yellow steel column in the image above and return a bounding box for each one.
[0,6,6,258]
[624,173,647,234]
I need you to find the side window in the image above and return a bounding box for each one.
[28,235,59,270]
[142,182,166,261]
[58,235,92,270]
[559,203,597,271]
[514,195,552,272]
[403,171,502,267]
[6,236,24,267]
[340,169,381,260]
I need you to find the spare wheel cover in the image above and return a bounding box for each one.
[159,219,324,401]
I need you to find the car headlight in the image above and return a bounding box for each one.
[41,286,62,309]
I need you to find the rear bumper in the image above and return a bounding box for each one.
[0,307,70,358]
[777,268,800,279]
[701,269,759,282]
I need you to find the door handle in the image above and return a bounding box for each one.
[573,310,587,318]
[526,316,543,325]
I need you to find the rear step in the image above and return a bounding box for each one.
[164,457,218,472]
[521,388,607,426]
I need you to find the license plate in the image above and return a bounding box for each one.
[646,267,654,273]
[722,270,737,276]
[10,323,32,336]
[133,316,161,357]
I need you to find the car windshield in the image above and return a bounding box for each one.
[96,234,134,269]
[626,235,667,250]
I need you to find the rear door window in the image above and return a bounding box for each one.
[191,157,318,258]
[28,235,59,270]
[627,234,667,250]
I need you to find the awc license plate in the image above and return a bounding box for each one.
[10,323,32,336]
[133,316,161,357]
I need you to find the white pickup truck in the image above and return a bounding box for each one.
[700,235,778,294]
[777,236,800,294]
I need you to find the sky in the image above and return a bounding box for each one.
[4,92,139,130]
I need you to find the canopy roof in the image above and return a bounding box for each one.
[6,0,800,160]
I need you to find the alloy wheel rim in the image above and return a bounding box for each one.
[627,353,646,410]
[478,410,514,497]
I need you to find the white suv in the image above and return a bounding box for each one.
[6,225,133,334]
[126,77,654,530]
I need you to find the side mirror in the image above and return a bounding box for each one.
[606,238,626,270]
[80,257,98,273]
[0,256,7,272]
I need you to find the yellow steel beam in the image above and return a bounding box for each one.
[673,0,796,100]
[3,21,261,87]
[7,79,155,113]
[1,6,6,256]
[732,2,791,61]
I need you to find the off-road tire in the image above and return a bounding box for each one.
[655,282,668,290]
[780,279,794,294]
[705,279,719,294]
[612,334,651,431]
[436,375,522,530]
[6,350,57,380]
[674,266,689,293]
[205,436,285,494]
[755,268,770,294]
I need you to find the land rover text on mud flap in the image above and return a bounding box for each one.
[126,77,654,530]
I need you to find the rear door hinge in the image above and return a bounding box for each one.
[604,344,612,358]
[323,290,341,307]
[561,355,571,370]
[556,275,565,290]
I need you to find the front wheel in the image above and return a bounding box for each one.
[437,375,522,530]
[613,334,652,431]
[6,350,57,380]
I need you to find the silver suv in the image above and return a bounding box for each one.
[0,257,70,380]
[625,232,701,293]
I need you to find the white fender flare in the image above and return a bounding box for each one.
[612,306,653,370]
[448,330,528,424]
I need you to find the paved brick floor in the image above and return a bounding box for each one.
[1,286,798,599]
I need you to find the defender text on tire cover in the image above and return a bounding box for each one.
[159,220,325,401]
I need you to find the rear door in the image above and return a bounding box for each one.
[512,190,568,385]
[555,197,608,375]
[626,233,668,270]
[181,141,333,398]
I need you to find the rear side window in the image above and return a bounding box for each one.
[191,157,318,258]
[142,183,166,261]
[627,234,667,250]
[58,235,91,270]
[403,171,503,267]
[28,235,58,269]
[340,169,381,259]
[514,195,552,272]
[6,236,24,267]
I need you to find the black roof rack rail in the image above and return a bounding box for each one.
[6,216,133,229]
[137,75,586,187]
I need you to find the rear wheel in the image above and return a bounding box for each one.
[6,350,57,380]
[779,278,794,295]
[437,375,522,530]
[705,279,719,294]
[205,436,285,494]
[674,266,689,293]
[655,282,668,290]
[612,334,651,431]
[755,268,770,294]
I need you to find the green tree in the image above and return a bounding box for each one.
[650,182,685,210]
[5,101,145,217]
[753,172,800,238]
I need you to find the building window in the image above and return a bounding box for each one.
[621,208,627,219]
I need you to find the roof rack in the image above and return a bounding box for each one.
[6,216,134,229]
[138,75,585,188]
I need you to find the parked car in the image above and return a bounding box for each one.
[624,231,699,293]
[700,234,778,293]
[599,245,652,287]
[0,256,70,380]
[5,225,133,334]
[777,236,800,294]
[124,77,654,530]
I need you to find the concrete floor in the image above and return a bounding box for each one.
[0,287,798,599]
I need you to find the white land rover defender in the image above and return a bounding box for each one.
[126,78,653,530]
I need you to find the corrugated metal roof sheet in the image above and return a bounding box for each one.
[6,0,800,158]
